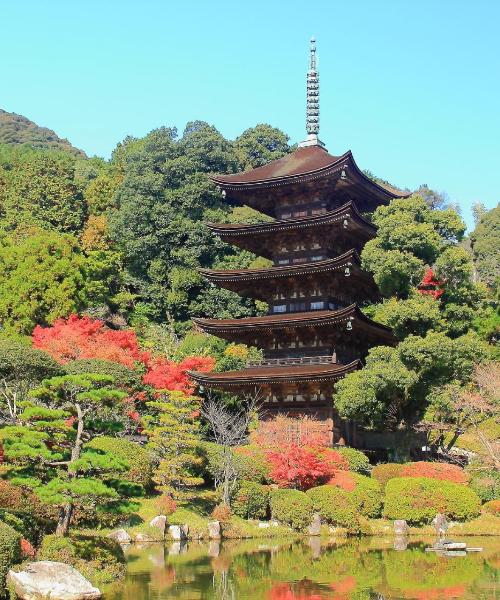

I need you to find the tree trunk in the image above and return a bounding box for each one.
[56,503,74,537]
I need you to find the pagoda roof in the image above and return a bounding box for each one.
[212,146,408,200]
[193,303,395,344]
[189,359,361,387]
[207,200,375,238]
[200,249,362,283]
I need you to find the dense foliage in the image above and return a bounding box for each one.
[306,485,359,532]
[270,489,313,531]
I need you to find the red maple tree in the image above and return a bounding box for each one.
[417,268,444,299]
[143,355,214,395]
[32,314,150,368]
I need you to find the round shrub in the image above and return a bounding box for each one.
[383,477,481,524]
[86,436,153,488]
[306,486,359,532]
[401,462,469,484]
[211,503,232,523]
[232,481,269,520]
[270,489,313,531]
[349,473,382,518]
[482,500,500,516]
[335,447,370,474]
[0,520,21,589]
[38,533,125,586]
[202,443,270,486]
[371,463,404,489]
[469,470,500,502]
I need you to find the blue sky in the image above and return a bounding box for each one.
[2,0,499,230]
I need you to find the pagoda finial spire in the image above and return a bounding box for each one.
[299,37,325,148]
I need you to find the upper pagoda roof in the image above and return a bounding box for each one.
[211,146,408,203]
[189,359,361,388]
[193,303,395,345]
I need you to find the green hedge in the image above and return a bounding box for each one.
[86,436,153,488]
[270,489,313,531]
[335,447,371,474]
[349,473,382,518]
[38,533,125,586]
[232,481,269,520]
[0,520,21,591]
[383,477,481,524]
[306,486,359,532]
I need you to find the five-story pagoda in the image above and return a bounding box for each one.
[191,40,408,444]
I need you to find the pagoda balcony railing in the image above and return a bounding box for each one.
[246,355,336,368]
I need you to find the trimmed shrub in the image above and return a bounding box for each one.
[371,463,404,489]
[349,473,382,518]
[306,486,359,533]
[0,520,21,590]
[211,503,232,523]
[482,500,500,516]
[37,533,125,586]
[401,462,469,484]
[469,470,500,502]
[232,481,270,520]
[270,489,313,531]
[86,436,153,488]
[335,447,370,474]
[383,477,481,524]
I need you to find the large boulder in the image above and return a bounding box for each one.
[168,524,189,541]
[207,520,221,539]
[393,520,409,535]
[7,561,101,600]
[149,515,167,536]
[107,529,131,544]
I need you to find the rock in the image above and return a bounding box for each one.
[207,520,221,539]
[7,561,101,600]
[307,513,321,536]
[432,513,449,537]
[149,515,167,536]
[107,529,131,544]
[258,522,270,528]
[393,520,409,535]
[169,524,189,541]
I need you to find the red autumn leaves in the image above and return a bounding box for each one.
[32,314,214,395]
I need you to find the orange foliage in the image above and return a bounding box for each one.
[20,538,36,558]
[143,355,214,395]
[154,494,178,516]
[400,462,469,484]
[328,470,356,491]
[267,583,324,600]
[32,314,150,368]
[211,503,232,523]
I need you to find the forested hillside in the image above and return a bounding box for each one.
[0,109,86,157]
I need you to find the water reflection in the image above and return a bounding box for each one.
[104,536,499,600]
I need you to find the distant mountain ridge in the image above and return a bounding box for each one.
[0,109,86,157]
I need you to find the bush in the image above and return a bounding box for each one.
[335,447,370,474]
[155,495,177,516]
[86,436,153,488]
[482,500,500,516]
[270,489,313,531]
[37,533,125,586]
[383,477,481,524]
[469,470,500,502]
[201,443,270,486]
[401,462,469,484]
[0,520,21,590]
[349,474,382,518]
[232,481,270,520]
[371,463,404,489]
[211,503,232,523]
[306,486,359,532]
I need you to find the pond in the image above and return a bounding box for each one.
[103,536,499,599]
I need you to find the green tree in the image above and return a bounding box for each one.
[234,124,291,169]
[144,390,203,499]
[469,203,499,290]
[0,374,140,536]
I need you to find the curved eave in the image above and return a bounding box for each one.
[193,303,395,343]
[206,200,376,237]
[199,249,361,283]
[188,359,362,387]
[211,150,408,200]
